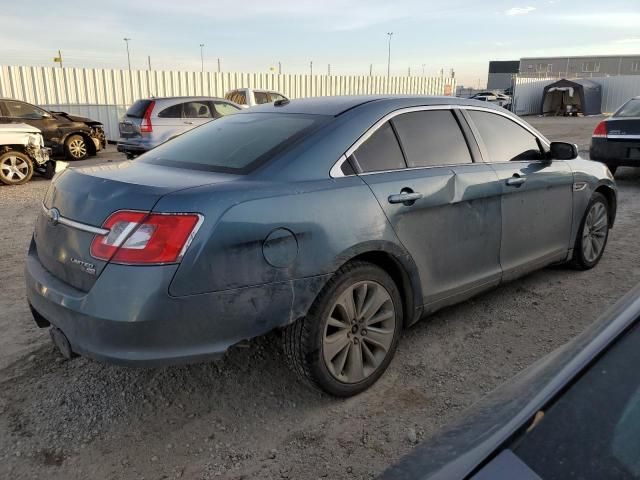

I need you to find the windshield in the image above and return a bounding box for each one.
[615,99,640,118]
[139,112,328,174]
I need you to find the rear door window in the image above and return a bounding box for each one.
[352,122,406,173]
[183,101,213,118]
[391,110,473,167]
[468,110,544,162]
[254,91,271,104]
[226,91,247,105]
[271,93,286,102]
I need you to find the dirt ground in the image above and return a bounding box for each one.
[1,117,639,480]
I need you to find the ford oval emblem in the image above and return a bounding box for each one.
[47,207,61,226]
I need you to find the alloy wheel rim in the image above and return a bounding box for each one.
[323,280,396,384]
[582,202,608,263]
[69,138,87,158]
[1,156,29,181]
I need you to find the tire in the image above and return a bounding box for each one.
[570,192,609,270]
[0,151,34,185]
[41,161,56,179]
[64,134,89,160]
[606,165,618,176]
[283,261,403,397]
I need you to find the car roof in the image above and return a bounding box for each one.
[243,95,504,116]
[138,96,231,102]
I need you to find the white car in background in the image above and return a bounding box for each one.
[469,91,512,109]
[0,123,56,185]
[224,88,288,108]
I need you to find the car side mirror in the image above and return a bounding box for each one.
[549,142,578,160]
[42,112,52,119]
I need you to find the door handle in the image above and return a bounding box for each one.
[388,192,423,204]
[506,176,526,187]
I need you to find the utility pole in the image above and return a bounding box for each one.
[327,64,331,76]
[123,38,132,72]
[310,60,313,76]
[369,64,372,76]
[422,64,426,76]
[278,61,282,74]
[53,50,63,68]
[200,44,204,73]
[386,32,394,79]
[408,67,411,77]
[217,58,221,73]
[147,56,151,71]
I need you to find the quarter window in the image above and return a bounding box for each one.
[352,122,405,173]
[392,110,472,167]
[183,101,212,118]
[158,103,183,118]
[468,110,544,162]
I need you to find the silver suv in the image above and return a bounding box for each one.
[224,88,288,108]
[117,96,240,158]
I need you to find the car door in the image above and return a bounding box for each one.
[354,108,502,308]
[464,108,573,281]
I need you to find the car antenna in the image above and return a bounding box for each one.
[274,99,290,106]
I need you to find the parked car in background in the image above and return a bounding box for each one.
[0,123,54,185]
[117,96,241,158]
[469,91,512,109]
[590,96,640,175]
[27,96,616,397]
[380,282,640,480]
[0,98,106,161]
[224,88,288,108]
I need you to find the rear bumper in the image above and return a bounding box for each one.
[590,138,640,167]
[25,242,328,366]
[116,142,149,155]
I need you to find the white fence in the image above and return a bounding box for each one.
[513,75,640,115]
[0,65,456,140]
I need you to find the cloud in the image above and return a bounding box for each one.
[505,6,536,15]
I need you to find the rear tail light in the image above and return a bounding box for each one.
[593,121,608,138]
[140,100,155,133]
[90,210,202,264]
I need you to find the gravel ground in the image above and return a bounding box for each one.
[1,119,640,480]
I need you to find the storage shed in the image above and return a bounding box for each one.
[541,79,602,116]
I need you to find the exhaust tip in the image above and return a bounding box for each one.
[49,327,74,360]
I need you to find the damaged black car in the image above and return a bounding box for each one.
[0,98,106,160]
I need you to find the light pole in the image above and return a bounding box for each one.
[386,32,393,79]
[200,44,204,72]
[123,38,132,72]
[310,60,313,76]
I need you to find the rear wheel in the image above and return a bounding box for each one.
[0,151,33,185]
[570,192,609,270]
[283,261,402,396]
[65,134,89,160]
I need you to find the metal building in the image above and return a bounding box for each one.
[487,61,519,90]
[519,55,640,78]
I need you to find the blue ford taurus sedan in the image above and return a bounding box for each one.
[26,96,617,396]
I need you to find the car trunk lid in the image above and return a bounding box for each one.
[34,161,238,291]
[607,118,640,138]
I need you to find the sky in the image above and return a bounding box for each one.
[1,0,639,87]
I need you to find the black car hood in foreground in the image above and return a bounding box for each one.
[380,283,640,480]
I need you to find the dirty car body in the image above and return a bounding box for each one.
[25,96,616,380]
[0,98,106,160]
[0,123,53,184]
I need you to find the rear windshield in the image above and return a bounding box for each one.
[615,99,640,118]
[126,100,153,118]
[139,112,328,174]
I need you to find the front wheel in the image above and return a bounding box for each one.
[283,261,402,397]
[570,192,609,270]
[0,151,34,185]
[65,134,89,160]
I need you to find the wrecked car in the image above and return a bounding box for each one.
[0,123,55,185]
[0,98,106,160]
[26,96,616,397]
